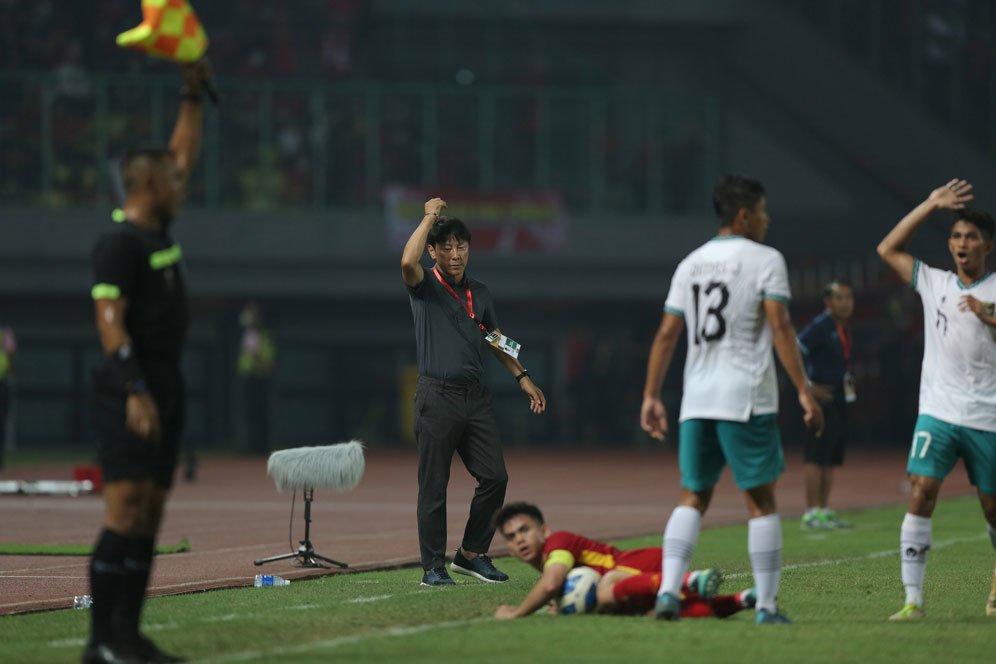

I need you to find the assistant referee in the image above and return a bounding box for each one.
[401,197,547,587]
[84,60,210,664]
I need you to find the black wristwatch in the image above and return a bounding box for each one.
[515,370,530,383]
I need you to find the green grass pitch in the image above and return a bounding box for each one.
[2,496,993,663]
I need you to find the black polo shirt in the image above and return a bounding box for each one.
[91,221,189,378]
[408,266,499,384]
[798,310,849,405]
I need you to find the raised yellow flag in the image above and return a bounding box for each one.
[116,0,208,63]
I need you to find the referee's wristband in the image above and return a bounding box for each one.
[109,344,146,395]
[515,370,530,383]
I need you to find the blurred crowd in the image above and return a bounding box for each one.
[779,0,996,147]
[0,0,717,211]
[0,0,366,77]
[2,0,994,210]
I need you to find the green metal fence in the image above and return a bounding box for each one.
[0,71,720,215]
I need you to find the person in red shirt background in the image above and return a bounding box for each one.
[492,501,755,619]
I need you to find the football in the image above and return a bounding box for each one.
[558,566,602,615]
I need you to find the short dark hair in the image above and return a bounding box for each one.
[120,146,172,194]
[427,216,472,246]
[953,207,995,242]
[712,175,766,226]
[492,501,545,530]
[822,279,853,299]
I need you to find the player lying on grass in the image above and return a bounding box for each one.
[492,501,754,619]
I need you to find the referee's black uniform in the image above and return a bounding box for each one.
[91,221,188,487]
[408,267,508,572]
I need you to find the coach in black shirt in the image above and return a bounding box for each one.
[85,60,211,664]
[402,197,546,587]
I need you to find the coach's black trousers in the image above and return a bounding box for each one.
[414,376,508,570]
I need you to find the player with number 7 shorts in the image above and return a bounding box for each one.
[876,179,996,621]
[640,175,823,625]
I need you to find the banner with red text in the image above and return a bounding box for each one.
[384,187,567,254]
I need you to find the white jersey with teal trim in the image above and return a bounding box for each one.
[664,235,791,422]
[912,259,996,432]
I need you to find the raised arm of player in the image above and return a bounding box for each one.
[640,312,685,441]
[764,299,823,437]
[169,60,212,186]
[401,198,447,287]
[494,561,569,619]
[877,179,974,284]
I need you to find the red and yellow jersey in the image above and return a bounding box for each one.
[542,531,662,576]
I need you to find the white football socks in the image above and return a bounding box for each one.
[659,505,701,598]
[900,513,932,607]
[748,514,783,613]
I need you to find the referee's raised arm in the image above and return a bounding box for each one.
[401,198,447,287]
[170,59,213,187]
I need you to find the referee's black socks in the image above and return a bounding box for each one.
[115,536,155,640]
[89,529,131,645]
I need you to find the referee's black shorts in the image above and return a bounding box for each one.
[803,399,847,467]
[91,366,185,489]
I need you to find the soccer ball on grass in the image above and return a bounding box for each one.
[558,566,602,615]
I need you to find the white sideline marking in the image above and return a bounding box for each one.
[724,533,988,580]
[199,618,490,663]
[204,613,243,622]
[349,594,393,603]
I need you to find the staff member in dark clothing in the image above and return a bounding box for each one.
[798,280,856,530]
[85,60,211,664]
[401,197,547,587]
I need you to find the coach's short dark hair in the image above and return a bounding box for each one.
[712,175,766,226]
[954,207,995,242]
[492,501,545,530]
[822,279,853,299]
[120,146,172,193]
[427,216,472,246]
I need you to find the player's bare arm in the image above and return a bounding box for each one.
[401,198,447,287]
[495,562,568,619]
[170,60,212,186]
[764,299,824,436]
[487,346,546,414]
[959,295,996,328]
[641,312,684,441]
[877,179,974,283]
[94,298,161,443]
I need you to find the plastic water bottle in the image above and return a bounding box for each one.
[73,595,93,609]
[253,574,290,588]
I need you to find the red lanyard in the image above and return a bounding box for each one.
[433,265,487,333]
[834,322,852,367]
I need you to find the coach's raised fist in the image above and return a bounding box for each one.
[425,198,447,216]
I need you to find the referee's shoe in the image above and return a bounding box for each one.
[450,549,509,583]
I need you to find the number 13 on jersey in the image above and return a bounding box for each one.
[691,281,729,345]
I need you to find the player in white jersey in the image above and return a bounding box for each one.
[641,175,823,625]
[876,179,996,620]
